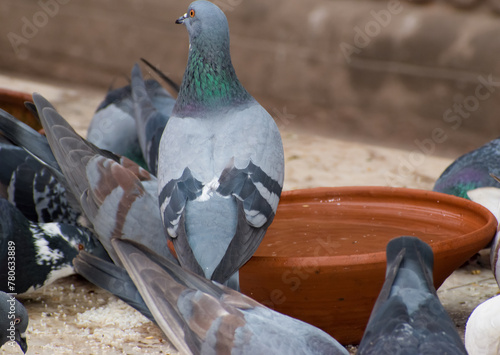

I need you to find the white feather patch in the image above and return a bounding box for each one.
[29,224,66,265]
[197,177,220,202]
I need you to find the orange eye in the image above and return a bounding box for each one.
[78,243,84,251]
[189,9,195,17]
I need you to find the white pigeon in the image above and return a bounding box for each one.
[465,294,500,355]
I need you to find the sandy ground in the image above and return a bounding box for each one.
[0,73,498,354]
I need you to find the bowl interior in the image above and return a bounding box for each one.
[253,186,493,259]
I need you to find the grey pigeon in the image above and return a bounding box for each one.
[131,63,175,175]
[358,236,467,354]
[433,137,500,199]
[157,1,284,289]
[74,238,348,355]
[31,93,176,268]
[88,75,175,171]
[0,198,106,294]
[0,291,28,353]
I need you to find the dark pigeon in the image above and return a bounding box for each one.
[0,108,81,225]
[0,198,106,294]
[433,137,500,199]
[0,291,28,353]
[358,236,467,354]
[0,138,79,225]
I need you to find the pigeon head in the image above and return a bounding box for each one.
[0,293,28,353]
[174,1,253,116]
[176,1,229,49]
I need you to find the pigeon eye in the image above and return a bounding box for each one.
[78,243,84,251]
[14,318,20,325]
[189,9,195,17]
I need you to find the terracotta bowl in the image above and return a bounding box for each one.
[239,186,497,345]
[0,88,40,131]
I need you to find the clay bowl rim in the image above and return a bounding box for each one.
[0,87,33,102]
[253,186,497,266]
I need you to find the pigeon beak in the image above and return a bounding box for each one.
[15,331,28,354]
[176,13,188,24]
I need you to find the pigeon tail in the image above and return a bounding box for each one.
[73,251,154,322]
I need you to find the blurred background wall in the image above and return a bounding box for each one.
[1,0,500,158]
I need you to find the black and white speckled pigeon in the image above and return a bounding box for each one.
[157,1,284,289]
[131,63,175,175]
[433,137,500,199]
[75,238,348,355]
[0,291,28,353]
[0,106,60,175]
[87,75,175,171]
[0,137,79,225]
[0,198,105,294]
[31,93,176,268]
[358,236,467,354]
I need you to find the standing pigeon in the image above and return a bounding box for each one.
[358,236,467,354]
[433,137,500,199]
[0,291,28,353]
[157,1,284,289]
[74,238,348,355]
[88,76,175,171]
[0,198,106,294]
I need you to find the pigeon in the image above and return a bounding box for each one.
[467,186,500,286]
[157,1,284,289]
[0,138,80,225]
[88,70,176,172]
[87,83,147,169]
[357,236,467,354]
[0,197,107,294]
[433,137,500,199]
[74,239,348,355]
[31,92,176,268]
[467,186,500,223]
[0,108,82,225]
[465,294,500,355]
[0,291,28,353]
[131,64,175,175]
[0,106,60,174]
